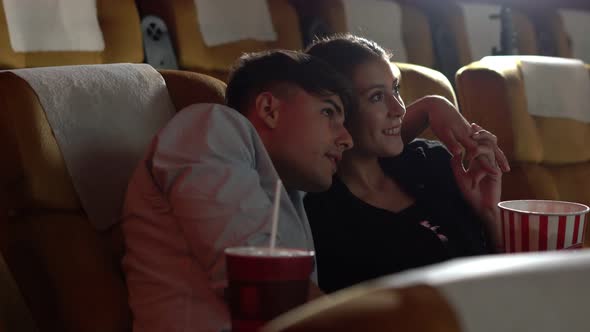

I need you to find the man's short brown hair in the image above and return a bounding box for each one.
[225,50,356,116]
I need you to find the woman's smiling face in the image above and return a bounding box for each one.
[347,57,406,158]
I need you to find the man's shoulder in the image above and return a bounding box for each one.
[171,103,254,132]
[153,103,261,155]
[131,103,267,199]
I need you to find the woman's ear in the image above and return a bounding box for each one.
[254,91,281,129]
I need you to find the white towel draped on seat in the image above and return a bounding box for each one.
[10,64,176,230]
[195,0,277,47]
[2,0,105,52]
[485,55,590,123]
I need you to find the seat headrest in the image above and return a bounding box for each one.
[468,56,590,164]
[0,0,143,69]
[265,250,590,332]
[195,0,277,46]
[263,284,460,332]
[3,0,104,52]
[1,63,176,230]
[378,250,590,332]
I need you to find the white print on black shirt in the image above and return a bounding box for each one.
[419,220,448,243]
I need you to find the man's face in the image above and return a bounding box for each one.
[271,87,353,192]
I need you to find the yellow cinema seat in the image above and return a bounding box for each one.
[397,62,457,106]
[0,0,143,69]
[456,56,590,247]
[0,65,225,332]
[392,62,458,140]
[137,0,303,81]
[263,251,590,332]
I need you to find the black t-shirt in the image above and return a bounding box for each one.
[304,139,490,293]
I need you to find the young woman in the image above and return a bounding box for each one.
[304,35,508,293]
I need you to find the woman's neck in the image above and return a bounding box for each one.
[337,151,415,213]
[338,152,388,194]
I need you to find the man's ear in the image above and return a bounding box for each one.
[254,92,281,129]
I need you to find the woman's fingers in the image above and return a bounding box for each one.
[494,146,511,172]
[464,142,501,176]
[452,153,486,190]
[471,128,497,144]
[470,123,510,172]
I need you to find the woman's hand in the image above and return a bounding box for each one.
[413,96,511,173]
[450,126,503,226]
[423,96,477,157]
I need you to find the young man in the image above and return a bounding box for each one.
[121,50,354,332]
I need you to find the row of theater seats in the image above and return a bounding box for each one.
[1,1,590,331]
[1,56,590,332]
[0,0,589,80]
[293,0,590,80]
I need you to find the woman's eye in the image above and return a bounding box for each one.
[321,108,334,117]
[369,92,384,103]
[393,83,401,96]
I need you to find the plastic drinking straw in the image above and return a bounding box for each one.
[269,179,282,252]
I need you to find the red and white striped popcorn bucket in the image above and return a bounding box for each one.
[497,200,589,253]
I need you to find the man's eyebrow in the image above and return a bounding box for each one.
[323,98,343,115]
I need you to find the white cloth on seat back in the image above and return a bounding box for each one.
[460,3,502,61]
[11,63,176,230]
[195,0,277,47]
[2,0,105,52]
[379,250,590,332]
[559,9,590,64]
[519,56,590,122]
[341,0,407,62]
[482,55,590,123]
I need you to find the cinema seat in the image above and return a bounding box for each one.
[397,62,457,106]
[137,0,303,81]
[262,250,590,332]
[0,0,143,69]
[0,64,225,332]
[556,7,590,63]
[294,0,435,68]
[429,1,539,72]
[456,55,590,247]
